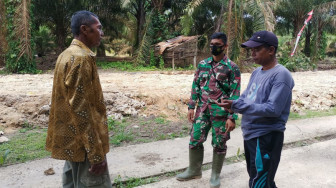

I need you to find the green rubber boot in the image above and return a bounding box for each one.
[209,152,225,188]
[176,148,204,181]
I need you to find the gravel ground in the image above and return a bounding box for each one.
[0,69,335,133]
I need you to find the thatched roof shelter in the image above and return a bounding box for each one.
[155,35,199,69]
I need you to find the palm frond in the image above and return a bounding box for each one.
[134,13,153,65]
[14,0,33,62]
[225,0,245,62]
[180,14,194,35]
[179,0,205,35]
[185,0,205,16]
[314,1,336,26]
[122,13,138,45]
[246,0,276,32]
[315,1,336,13]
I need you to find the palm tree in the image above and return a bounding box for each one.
[0,0,7,66]
[311,0,336,60]
[4,0,36,73]
[122,0,151,50]
[180,0,276,64]
[275,0,336,57]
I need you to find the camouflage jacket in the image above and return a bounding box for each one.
[188,56,241,120]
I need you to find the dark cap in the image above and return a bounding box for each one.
[241,30,278,48]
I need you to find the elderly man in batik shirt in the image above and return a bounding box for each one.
[46,11,112,188]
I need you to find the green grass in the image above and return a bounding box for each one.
[97,61,157,71]
[0,69,10,75]
[1,107,335,167]
[289,107,336,120]
[113,175,159,188]
[0,129,49,166]
[108,118,134,146]
[154,117,169,125]
[96,61,195,72]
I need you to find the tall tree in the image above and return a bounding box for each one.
[276,0,313,37]
[4,0,36,73]
[34,0,125,55]
[123,0,151,49]
[311,0,336,60]
[34,0,76,52]
[275,0,314,56]
[275,0,336,57]
[84,0,126,56]
[0,0,7,66]
[180,0,276,63]
[163,0,191,34]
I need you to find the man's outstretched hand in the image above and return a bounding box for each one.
[225,119,235,133]
[215,99,233,110]
[89,158,107,176]
[187,109,195,123]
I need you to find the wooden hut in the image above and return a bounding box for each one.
[155,35,198,69]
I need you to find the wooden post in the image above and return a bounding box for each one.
[172,51,175,71]
[194,39,198,69]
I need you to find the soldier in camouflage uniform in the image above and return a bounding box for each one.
[176,32,241,188]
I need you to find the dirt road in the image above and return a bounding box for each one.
[0,69,336,132]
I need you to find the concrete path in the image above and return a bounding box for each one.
[139,138,336,188]
[1,116,336,188]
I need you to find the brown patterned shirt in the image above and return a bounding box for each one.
[46,39,109,164]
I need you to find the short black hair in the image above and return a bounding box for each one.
[211,32,227,45]
[71,10,98,37]
[262,44,278,54]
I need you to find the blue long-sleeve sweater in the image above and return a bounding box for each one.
[232,64,294,140]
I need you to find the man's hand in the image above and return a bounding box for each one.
[187,109,195,123]
[89,158,107,176]
[225,119,235,133]
[215,99,233,110]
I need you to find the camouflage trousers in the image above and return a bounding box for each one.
[62,156,112,188]
[189,105,230,154]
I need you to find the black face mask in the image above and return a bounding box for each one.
[210,45,224,56]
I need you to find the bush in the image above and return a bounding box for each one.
[278,53,315,72]
[35,25,55,56]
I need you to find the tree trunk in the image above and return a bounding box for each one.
[226,0,233,56]
[304,24,311,57]
[97,42,106,57]
[0,0,7,66]
[54,16,67,54]
[215,0,225,32]
[152,0,165,13]
[135,0,146,50]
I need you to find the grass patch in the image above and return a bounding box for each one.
[154,117,169,125]
[3,107,335,166]
[0,69,10,75]
[289,107,336,120]
[0,129,49,166]
[108,118,134,146]
[96,61,195,72]
[114,175,159,188]
[97,61,158,71]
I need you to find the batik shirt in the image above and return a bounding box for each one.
[46,39,109,164]
[188,56,241,120]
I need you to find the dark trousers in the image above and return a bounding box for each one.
[62,157,112,188]
[244,131,284,188]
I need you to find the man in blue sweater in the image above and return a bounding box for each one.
[216,31,294,188]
